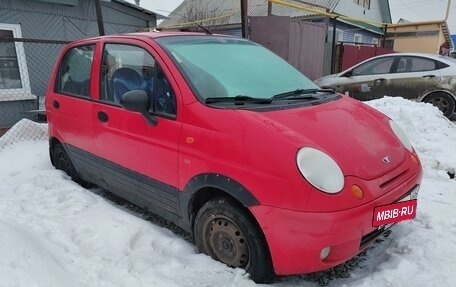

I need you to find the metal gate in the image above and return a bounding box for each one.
[250,16,326,80]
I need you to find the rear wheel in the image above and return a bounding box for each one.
[424,92,455,118]
[194,197,275,283]
[52,143,88,186]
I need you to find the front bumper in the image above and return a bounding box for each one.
[249,166,422,276]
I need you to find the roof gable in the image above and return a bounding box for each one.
[159,0,342,28]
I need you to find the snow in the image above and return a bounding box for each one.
[0,97,455,287]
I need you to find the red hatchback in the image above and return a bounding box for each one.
[45,32,422,282]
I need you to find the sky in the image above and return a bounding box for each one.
[131,0,456,34]
[1,97,456,286]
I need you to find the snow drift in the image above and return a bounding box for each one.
[0,97,455,287]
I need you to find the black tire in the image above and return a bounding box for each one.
[51,143,88,186]
[424,92,455,118]
[194,197,275,283]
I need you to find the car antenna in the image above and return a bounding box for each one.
[157,9,213,35]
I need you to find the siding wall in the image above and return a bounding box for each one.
[334,0,390,23]
[0,0,156,40]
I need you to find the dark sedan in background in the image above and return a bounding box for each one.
[315,53,456,118]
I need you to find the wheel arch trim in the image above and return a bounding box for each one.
[179,173,260,230]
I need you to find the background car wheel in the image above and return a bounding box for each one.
[194,197,275,283]
[52,143,88,186]
[424,92,455,118]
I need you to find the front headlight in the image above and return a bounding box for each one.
[389,120,413,152]
[296,147,344,194]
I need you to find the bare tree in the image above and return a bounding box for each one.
[178,0,230,33]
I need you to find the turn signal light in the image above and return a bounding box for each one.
[410,154,418,165]
[351,185,364,200]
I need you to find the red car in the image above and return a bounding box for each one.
[45,32,422,282]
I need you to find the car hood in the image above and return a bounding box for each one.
[240,97,407,180]
[314,73,340,84]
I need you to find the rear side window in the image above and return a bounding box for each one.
[56,45,95,97]
[395,56,437,73]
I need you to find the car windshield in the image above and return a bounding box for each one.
[156,36,318,101]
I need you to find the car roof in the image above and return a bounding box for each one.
[369,52,453,62]
[68,31,229,45]
[337,51,456,74]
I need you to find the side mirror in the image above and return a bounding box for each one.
[120,90,157,126]
[343,70,353,77]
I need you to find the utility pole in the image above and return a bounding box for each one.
[240,0,248,38]
[94,0,105,36]
[445,0,452,20]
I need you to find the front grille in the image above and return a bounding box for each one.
[379,168,409,190]
[379,168,409,189]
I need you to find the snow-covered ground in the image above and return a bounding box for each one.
[0,97,455,287]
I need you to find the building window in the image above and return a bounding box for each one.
[385,39,394,49]
[372,38,379,45]
[353,0,370,9]
[354,34,363,44]
[0,23,33,101]
[336,29,344,43]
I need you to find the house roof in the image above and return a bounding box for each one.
[112,0,167,20]
[337,17,384,35]
[159,0,341,28]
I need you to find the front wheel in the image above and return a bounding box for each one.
[424,92,455,118]
[194,197,275,283]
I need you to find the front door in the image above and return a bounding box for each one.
[342,56,396,101]
[92,40,182,217]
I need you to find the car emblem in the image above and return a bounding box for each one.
[382,156,391,164]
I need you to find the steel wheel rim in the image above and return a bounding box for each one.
[203,214,250,269]
[57,150,71,175]
[430,96,449,113]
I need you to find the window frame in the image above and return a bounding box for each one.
[336,29,344,43]
[351,56,395,76]
[354,33,363,44]
[55,44,95,99]
[0,23,33,101]
[99,42,177,118]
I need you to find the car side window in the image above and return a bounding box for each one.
[352,57,394,76]
[56,45,94,97]
[395,56,436,73]
[100,44,176,116]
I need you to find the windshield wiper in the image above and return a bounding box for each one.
[271,88,335,100]
[205,95,272,105]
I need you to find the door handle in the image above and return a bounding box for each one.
[422,74,436,78]
[97,111,109,123]
[374,78,386,83]
[53,100,60,109]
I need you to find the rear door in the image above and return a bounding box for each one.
[46,43,100,182]
[387,56,441,100]
[91,39,182,217]
[341,56,396,101]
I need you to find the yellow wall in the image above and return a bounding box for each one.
[386,23,445,54]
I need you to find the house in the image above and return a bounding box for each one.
[385,20,453,55]
[159,0,391,77]
[159,0,391,43]
[0,0,165,129]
